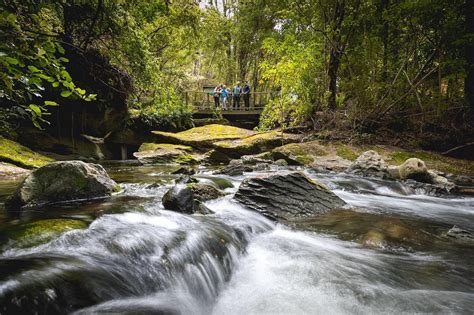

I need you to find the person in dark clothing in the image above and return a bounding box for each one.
[243,81,250,110]
[213,84,222,108]
[232,82,241,109]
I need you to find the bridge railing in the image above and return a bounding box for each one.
[184,91,274,111]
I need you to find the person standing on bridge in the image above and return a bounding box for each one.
[232,82,242,109]
[220,85,229,109]
[213,84,222,108]
[243,81,250,110]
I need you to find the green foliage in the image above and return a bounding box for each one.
[0,8,95,134]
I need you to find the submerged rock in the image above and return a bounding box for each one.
[234,172,346,221]
[6,161,118,214]
[1,219,88,249]
[446,225,474,242]
[171,166,196,175]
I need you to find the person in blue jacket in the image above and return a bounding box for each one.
[220,85,229,109]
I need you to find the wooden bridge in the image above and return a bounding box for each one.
[184,91,273,117]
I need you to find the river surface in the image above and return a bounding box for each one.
[0,162,473,314]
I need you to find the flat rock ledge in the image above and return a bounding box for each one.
[234,172,346,221]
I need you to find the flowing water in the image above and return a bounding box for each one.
[0,163,473,314]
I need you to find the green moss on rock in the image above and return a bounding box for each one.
[335,144,359,161]
[152,124,255,148]
[272,141,328,165]
[214,131,299,158]
[138,143,193,153]
[2,219,88,249]
[0,136,54,169]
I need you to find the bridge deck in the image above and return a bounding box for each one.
[194,106,264,115]
[185,91,272,117]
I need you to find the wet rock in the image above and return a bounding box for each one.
[171,167,196,175]
[446,226,474,242]
[0,162,30,177]
[275,159,289,166]
[404,179,452,196]
[133,143,196,165]
[348,150,388,176]
[234,172,346,221]
[6,161,118,214]
[196,176,234,189]
[204,149,231,164]
[216,160,253,176]
[188,183,225,203]
[162,184,195,213]
[1,219,88,249]
[162,183,225,214]
[240,153,273,165]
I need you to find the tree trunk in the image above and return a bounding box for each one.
[465,0,474,115]
[327,0,345,111]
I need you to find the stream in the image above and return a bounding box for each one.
[0,163,473,314]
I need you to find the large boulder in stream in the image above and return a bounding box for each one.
[234,172,346,221]
[162,183,225,214]
[6,161,118,214]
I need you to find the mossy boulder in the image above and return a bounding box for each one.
[133,143,197,165]
[214,131,298,158]
[0,136,54,169]
[187,183,226,203]
[152,124,255,149]
[1,219,88,249]
[195,176,234,189]
[6,161,118,214]
[272,141,327,165]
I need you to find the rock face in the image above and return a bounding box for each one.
[348,150,388,175]
[6,161,117,213]
[234,172,346,221]
[133,143,196,165]
[162,183,225,214]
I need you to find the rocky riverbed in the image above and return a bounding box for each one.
[0,124,473,314]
